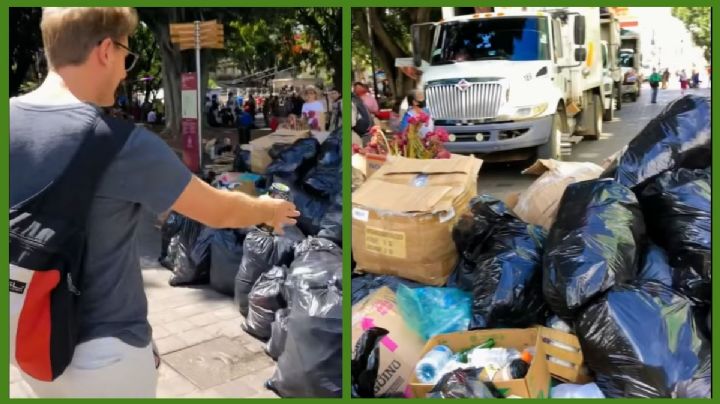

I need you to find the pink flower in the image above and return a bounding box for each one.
[416,111,430,124]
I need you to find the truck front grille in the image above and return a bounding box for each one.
[426,81,503,121]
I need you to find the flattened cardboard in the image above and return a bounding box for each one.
[409,328,551,399]
[353,181,453,214]
[352,287,426,398]
[513,159,603,230]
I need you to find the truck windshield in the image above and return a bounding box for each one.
[431,17,550,65]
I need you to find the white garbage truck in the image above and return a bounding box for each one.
[600,7,623,119]
[619,29,642,101]
[397,7,612,160]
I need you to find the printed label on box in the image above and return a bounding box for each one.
[353,207,370,222]
[365,227,407,259]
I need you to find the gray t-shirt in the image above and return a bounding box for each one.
[10,99,192,347]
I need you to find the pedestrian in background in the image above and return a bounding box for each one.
[678,69,689,95]
[648,68,661,104]
[300,85,325,131]
[661,69,670,89]
[691,69,700,89]
[353,82,379,115]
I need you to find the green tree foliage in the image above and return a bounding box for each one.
[126,22,163,104]
[352,8,440,104]
[10,7,43,96]
[672,7,711,61]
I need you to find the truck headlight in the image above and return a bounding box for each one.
[511,102,548,119]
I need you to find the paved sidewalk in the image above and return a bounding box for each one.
[11,211,278,398]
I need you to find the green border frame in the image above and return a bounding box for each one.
[3,2,718,402]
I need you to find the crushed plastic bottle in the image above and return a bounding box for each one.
[415,345,453,384]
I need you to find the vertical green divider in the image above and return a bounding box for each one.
[341,4,353,399]
[1,5,9,399]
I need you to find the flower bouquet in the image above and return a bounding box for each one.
[352,111,451,159]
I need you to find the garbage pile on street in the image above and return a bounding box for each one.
[159,126,343,398]
[351,95,711,398]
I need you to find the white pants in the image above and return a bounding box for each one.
[19,337,158,398]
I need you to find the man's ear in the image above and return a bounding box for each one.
[96,37,114,67]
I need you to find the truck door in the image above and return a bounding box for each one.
[552,16,573,106]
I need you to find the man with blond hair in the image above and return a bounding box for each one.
[10,7,299,398]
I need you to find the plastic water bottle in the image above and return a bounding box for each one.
[415,345,453,384]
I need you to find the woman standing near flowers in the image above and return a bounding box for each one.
[398,89,434,137]
[301,85,326,130]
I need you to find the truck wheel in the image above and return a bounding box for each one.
[603,87,615,122]
[615,85,622,111]
[631,93,637,102]
[584,94,603,140]
[537,113,562,160]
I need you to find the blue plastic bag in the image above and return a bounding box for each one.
[396,284,471,340]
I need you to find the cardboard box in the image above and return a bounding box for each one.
[365,153,388,178]
[352,287,426,398]
[409,328,551,399]
[248,130,310,174]
[512,159,603,230]
[352,155,482,285]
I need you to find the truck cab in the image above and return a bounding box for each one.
[398,8,609,160]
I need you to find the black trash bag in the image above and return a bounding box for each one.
[285,238,343,303]
[452,195,548,329]
[209,229,249,296]
[304,129,342,197]
[427,367,503,398]
[159,212,183,269]
[351,274,424,305]
[234,226,304,316]
[266,137,319,179]
[637,243,673,287]
[288,184,331,236]
[267,284,343,397]
[265,308,290,360]
[445,257,476,292]
[351,327,389,398]
[317,195,342,246]
[168,218,213,286]
[243,266,287,341]
[543,179,646,321]
[602,95,710,190]
[638,168,711,305]
[232,146,251,172]
[303,165,342,199]
[575,281,711,398]
[673,351,711,398]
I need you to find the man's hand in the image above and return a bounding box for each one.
[260,197,300,235]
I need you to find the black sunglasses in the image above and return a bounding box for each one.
[97,39,139,72]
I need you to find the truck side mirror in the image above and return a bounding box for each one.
[575,47,587,62]
[574,15,586,45]
[412,25,422,67]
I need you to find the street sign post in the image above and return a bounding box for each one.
[170,20,224,173]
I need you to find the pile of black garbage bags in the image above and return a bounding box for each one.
[158,128,344,398]
[351,95,711,398]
